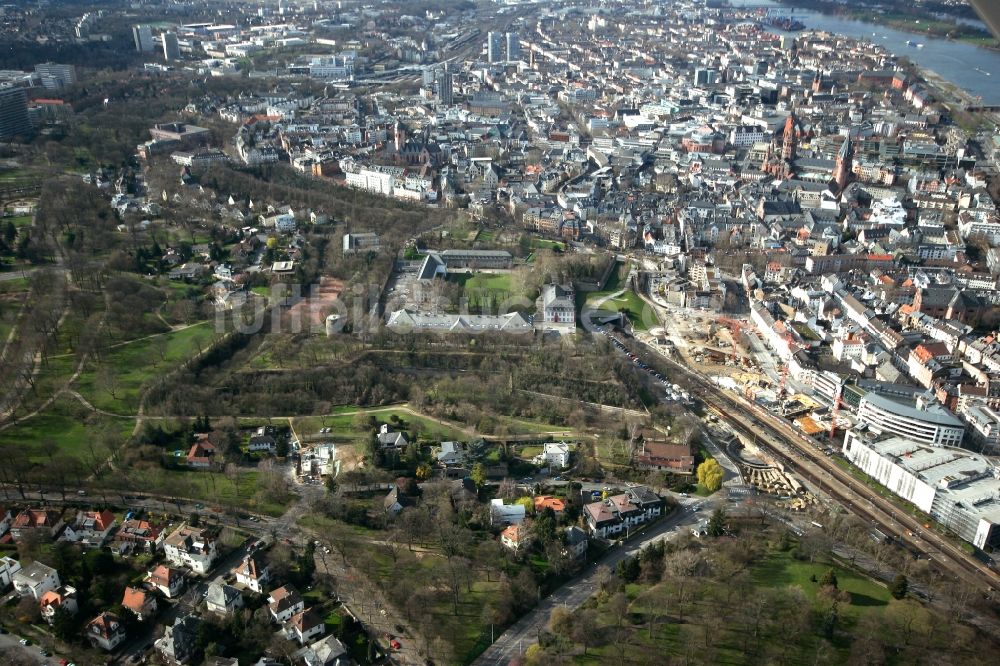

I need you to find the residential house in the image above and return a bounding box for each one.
[490,498,526,526]
[0,555,21,590]
[206,581,244,615]
[533,496,566,516]
[285,608,325,644]
[248,426,277,453]
[634,438,695,474]
[148,564,186,598]
[86,612,126,651]
[9,509,64,542]
[39,585,78,624]
[0,507,11,538]
[121,586,158,622]
[583,501,622,540]
[500,524,526,552]
[564,526,589,560]
[163,523,219,574]
[377,424,408,449]
[155,614,201,665]
[383,486,415,516]
[537,442,571,469]
[62,509,117,548]
[186,439,217,468]
[114,518,165,554]
[436,441,467,467]
[232,552,271,593]
[584,486,664,539]
[267,584,305,623]
[12,561,60,599]
[293,634,350,666]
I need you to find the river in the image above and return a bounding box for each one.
[726,0,1000,105]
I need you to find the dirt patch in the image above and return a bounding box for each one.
[283,277,345,331]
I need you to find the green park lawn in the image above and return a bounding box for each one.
[0,276,30,294]
[0,396,134,463]
[530,238,566,251]
[127,467,288,516]
[575,546,894,664]
[292,405,468,443]
[448,272,517,310]
[294,405,576,445]
[74,321,217,414]
[584,289,656,331]
[751,550,891,619]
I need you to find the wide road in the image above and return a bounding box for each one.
[472,497,712,666]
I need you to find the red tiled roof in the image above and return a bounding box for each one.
[533,496,566,513]
[122,587,148,612]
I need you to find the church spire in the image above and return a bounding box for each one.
[781,112,797,161]
[833,131,853,192]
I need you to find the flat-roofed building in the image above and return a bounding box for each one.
[843,429,1000,550]
[857,391,964,447]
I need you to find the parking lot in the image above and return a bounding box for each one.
[601,328,692,404]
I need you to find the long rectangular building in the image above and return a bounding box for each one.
[843,429,1000,550]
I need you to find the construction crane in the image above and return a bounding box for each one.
[778,361,790,397]
[716,316,744,364]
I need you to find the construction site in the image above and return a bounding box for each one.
[646,306,856,450]
[717,425,819,511]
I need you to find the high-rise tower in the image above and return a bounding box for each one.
[487,32,503,63]
[133,24,154,53]
[0,86,31,140]
[162,32,180,61]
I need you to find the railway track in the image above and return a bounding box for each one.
[616,334,1000,592]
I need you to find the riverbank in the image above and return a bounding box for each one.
[919,67,999,129]
[775,1,999,51]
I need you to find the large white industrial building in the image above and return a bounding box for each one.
[843,429,1000,550]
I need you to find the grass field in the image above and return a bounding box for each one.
[0,276,30,293]
[530,238,565,251]
[74,321,218,414]
[294,405,575,444]
[127,467,288,516]
[752,550,890,619]
[448,272,516,310]
[0,397,134,464]
[293,405,468,443]
[584,289,656,331]
[4,215,33,228]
